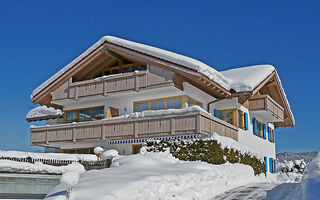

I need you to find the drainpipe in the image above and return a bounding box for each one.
[207,98,227,113]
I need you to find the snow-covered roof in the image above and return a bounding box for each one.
[26,106,63,121]
[220,65,275,92]
[31,36,282,98]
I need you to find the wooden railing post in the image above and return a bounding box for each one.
[170,118,175,135]
[196,115,201,133]
[103,81,108,96]
[134,73,139,92]
[101,125,106,140]
[75,86,79,101]
[45,131,49,145]
[72,127,76,142]
[134,122,138,138]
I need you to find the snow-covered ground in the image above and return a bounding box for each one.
[45,150,268,200]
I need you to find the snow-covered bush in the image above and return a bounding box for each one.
[302,152,320,199]
[102,149,118,160]
[277,159,307,174]
[93,147,104,155]
[144,134,265,175]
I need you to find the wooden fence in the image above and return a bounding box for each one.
[0,156,111,172]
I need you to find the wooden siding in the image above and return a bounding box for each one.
[30,110,239,146]
[248,95,284,121]
[52,70,173,101]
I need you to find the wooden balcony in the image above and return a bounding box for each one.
[30,109,239,146]
[52,71,173,101]
[248,95,284,122]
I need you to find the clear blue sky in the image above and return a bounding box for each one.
[0,1,319,153]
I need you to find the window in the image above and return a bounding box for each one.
[134,102,149,112]
[219,110,234,125]
[123,67,131,73]
[188,99,202,107]
[79,109,91,122]
[257,121,263,137]
[238,110,244,129]
[167,98,182,109]
[215,109,246,129]
[134,96,201,112]
[65,107,104,123]
[150,100,165,110]
[62,148,94,154]
[92,107,104,120]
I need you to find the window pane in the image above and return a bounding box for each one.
[220,110,233,125]
[167,98,182,109]
[132,65,139,72]
[77,149,90,154]
[135,102,149,112]
[123,67,131,73]
[150,100,165,110]
[79,109,91,122]
[112,69,119,74]
[141,65,147,71]
[188,99,202,108]
[66,112,72,123]
[92,108,104,120]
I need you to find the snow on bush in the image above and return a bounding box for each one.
[144,133,265,175]
[277,159,307,174]
[46,151,267,200]
[0,150,97,161]
[302,152,320,200]
[93,147,104,155]
[102,149,118,160]
[60,171,80,190]
[0,160,85,174]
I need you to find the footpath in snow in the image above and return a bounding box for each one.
[45,150,268,200]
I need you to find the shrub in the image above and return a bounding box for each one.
[145,139,265,175]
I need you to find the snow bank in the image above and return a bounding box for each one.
[302,152,320,199]
[26,106,63,119]
[220,65,275,92]
[60,171,80,189]
[0,150,97,161]
[0,160,84,174]
[46,151,267,200]
[207,133,263,160]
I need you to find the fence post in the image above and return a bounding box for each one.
[75,86,79,101]
[134,122,138,138]
[101,125,105,141]
[72,127,76,142]
[134,73,139,92]
[45,130,49,145]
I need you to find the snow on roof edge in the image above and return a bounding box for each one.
[26,105,63,120]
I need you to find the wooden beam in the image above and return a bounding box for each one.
[105,49,122,61]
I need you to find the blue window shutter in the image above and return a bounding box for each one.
[273,130,275,143]
[269,158,273,173]
[244,113,249,130]
[274,159,277,173]
[264,157,268,172]
[253,118,257,135]
[214,109,220,118]
[263,124,266,139]
[268,127,271,142]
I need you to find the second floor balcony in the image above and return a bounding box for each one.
[52,71,173,102]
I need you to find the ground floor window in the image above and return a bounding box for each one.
[132,144,142,154]
[61,147,94,154]
[134,95,202,112]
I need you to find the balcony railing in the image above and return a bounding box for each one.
[248,95,284,122]
[52,71,173,101]
[30,109,239,146]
